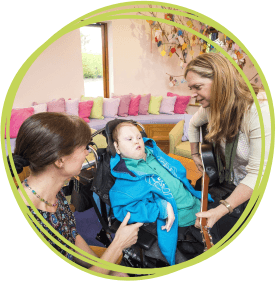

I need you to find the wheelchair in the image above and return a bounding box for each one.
[70,119,202,270]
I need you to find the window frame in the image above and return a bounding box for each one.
[85,23,109,98]
[101,23,109,98]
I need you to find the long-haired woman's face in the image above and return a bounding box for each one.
[186,71,213,108]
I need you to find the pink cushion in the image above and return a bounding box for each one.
[167,92,191,114]
[65,98,79,116]
[79,100,94,122]
[32,102,47,114]
[112,94,131,117]
[103,98,120,118]
[128,95,141,116]
[159,96,177,115]
[6,107,34,138]
[47,98,65,112]
[139,94,151,115]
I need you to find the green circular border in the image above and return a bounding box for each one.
[2,1,274,278]
[1,1,275,278]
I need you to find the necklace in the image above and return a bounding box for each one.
[24,179,58,207]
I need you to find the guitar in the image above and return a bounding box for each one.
[199,124,217,251]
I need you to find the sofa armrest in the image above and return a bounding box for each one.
[169,120,184,154]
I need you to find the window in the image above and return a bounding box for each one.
[80,23,109,98]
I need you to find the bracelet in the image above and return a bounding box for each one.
[191,152,200,156]
[219,200,233,214]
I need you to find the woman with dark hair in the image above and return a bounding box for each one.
[184,53,271,232]
[9,112,142,276]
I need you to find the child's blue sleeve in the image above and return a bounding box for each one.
[110,190,168,224]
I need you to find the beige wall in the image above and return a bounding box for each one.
[13,18,261,116]
[110,18,261,114]
[111,18,194,97]
[13,29,84,108]
[110,18,201,114]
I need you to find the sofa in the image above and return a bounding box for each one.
[169,120,192,159]
[5,93,192,155]
[169,114,201,160]
[5,113,187,155]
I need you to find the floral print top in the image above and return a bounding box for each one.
[28,190,78,260]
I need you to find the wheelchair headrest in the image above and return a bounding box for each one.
[105,119,147,157]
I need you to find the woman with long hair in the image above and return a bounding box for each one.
[185,53,270,233]
[8,112,142,276]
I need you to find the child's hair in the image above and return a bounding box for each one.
[112,122,138,143]
[9,112,91,174]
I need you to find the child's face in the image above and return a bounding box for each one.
[114,125,146,160]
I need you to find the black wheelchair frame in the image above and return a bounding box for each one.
[87,119,170,268]
[70,119,200,270]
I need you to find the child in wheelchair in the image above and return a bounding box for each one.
[109,121,214,265]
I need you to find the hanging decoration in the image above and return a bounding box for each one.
[138,5,248,87]
[166,73,186,87]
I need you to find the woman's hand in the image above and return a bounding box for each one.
[195,184,253,230]
[194,205,229,229]
[192,154,203,173]
[162,202,175,232]
[113,212,143,250]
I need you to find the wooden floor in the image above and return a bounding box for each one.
[168,153,202,187]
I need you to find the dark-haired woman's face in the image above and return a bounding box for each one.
[186,71,213,108]
[60,145,89,177]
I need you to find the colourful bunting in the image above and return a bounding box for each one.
[145,8,247,81]
[165,13,174,21]
[182,43,187,50]
[161,49,166,56]
[186,20,193,28]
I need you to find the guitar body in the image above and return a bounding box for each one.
[200,123,218,187]
[201,143,218,187]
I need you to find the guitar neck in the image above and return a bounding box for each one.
[199,126,214,250]
[201,171,210,213]
[200,171,210,226]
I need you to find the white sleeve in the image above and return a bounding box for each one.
[240,101,271,189]
[188,106,210,142]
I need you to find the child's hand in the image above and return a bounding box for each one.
[161,202,175,232]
